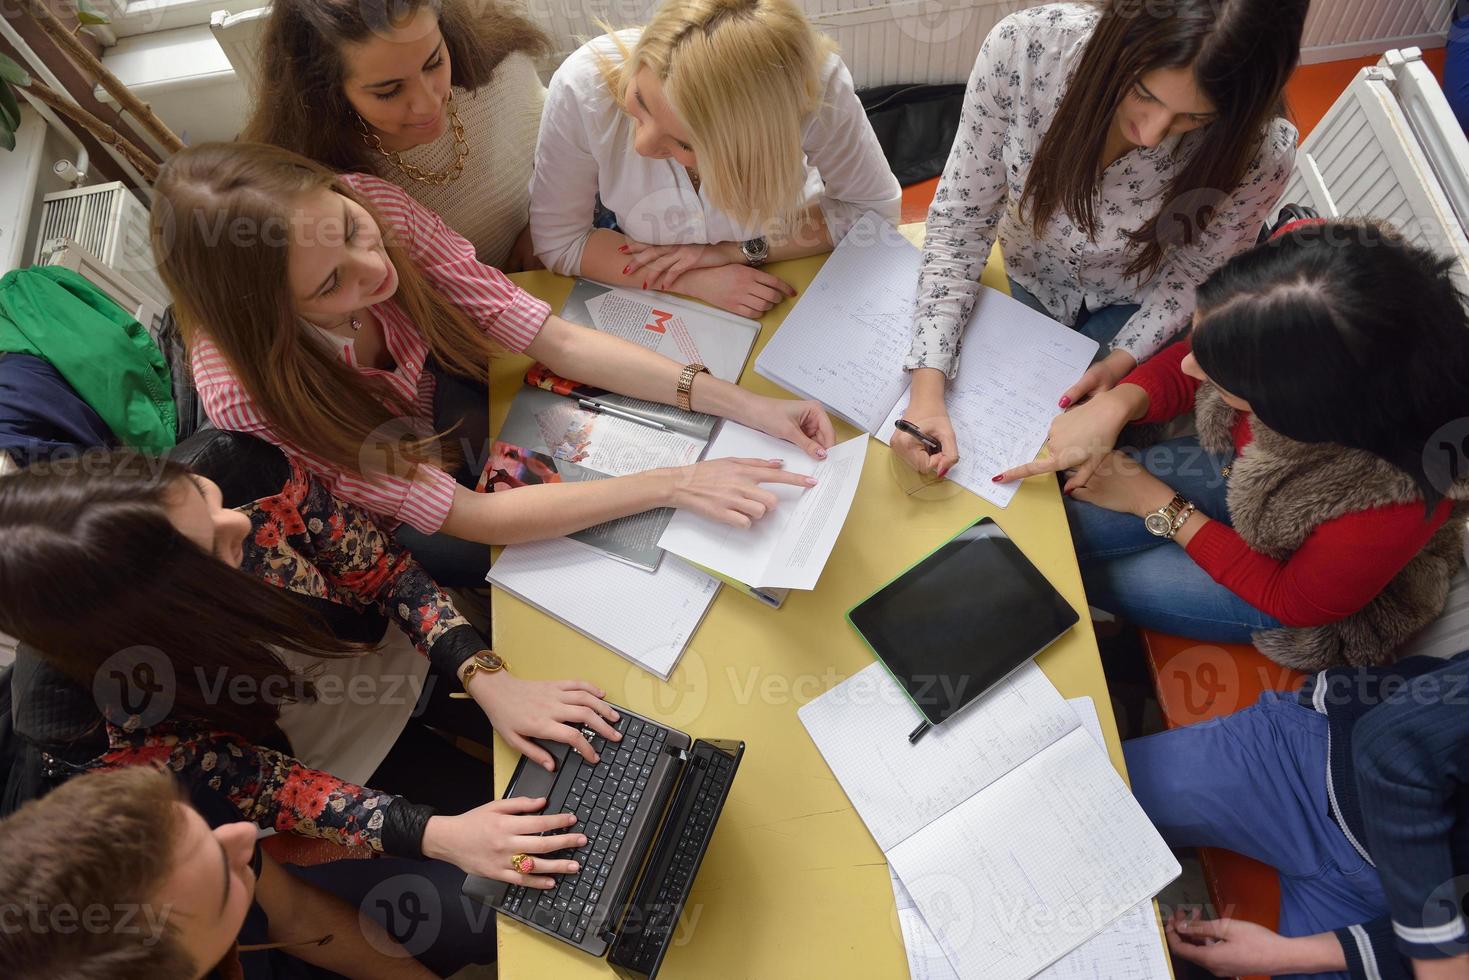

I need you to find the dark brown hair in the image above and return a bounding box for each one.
[1021,0,1307,278]
[0,767,194,979]
[242,0,549,173]
[0,450,362,740]
[153,142,490,478]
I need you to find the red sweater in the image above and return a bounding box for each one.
[1121,340,1452,627]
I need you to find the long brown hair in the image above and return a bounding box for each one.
[0,450,360,740]
[242,0,549,173]
[0,768,194,978]
[1020,0,1307,279]
[153,141,492,478]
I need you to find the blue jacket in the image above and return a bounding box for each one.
[1299,652,1469,979]
[0,353,114,464]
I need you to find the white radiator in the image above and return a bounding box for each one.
[1276,48,1469,289]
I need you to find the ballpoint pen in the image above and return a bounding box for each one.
[577,397,670,432]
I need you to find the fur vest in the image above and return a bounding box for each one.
[1194,383,1469,670]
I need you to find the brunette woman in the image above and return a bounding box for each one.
[244,0,549,270]
[895,0,1307,478]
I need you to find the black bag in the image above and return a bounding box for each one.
[859,83,967,187]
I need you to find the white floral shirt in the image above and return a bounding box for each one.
[906,3,1297,378]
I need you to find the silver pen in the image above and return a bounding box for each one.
[576,397,670,432]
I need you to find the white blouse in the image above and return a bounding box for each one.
[906,4,1296,378]
[529,30,902,276]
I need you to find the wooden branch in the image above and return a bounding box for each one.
[24,0,183,155]
[22,79,160,182]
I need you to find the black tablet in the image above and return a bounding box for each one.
[846,516,1080,726]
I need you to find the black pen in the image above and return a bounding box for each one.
[894,419,942,455]
[908,720,931,744]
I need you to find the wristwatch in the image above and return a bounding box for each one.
[458,651,509,690]
[739,236,769,267]
[676,362,709,412]
[1144,492,1197,539]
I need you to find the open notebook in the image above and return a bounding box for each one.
[799,661,1178,979]
[755,212,1097,508]
[889,696,1172,980]
[486,538,720,681]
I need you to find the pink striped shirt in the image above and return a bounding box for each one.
[192,172,550,534]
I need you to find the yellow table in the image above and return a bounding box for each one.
[492,245,1137,977]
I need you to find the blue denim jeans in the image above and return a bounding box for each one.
[1007,277,1138,356]
[1124,692,1388,980]
[1064,436,1284,642]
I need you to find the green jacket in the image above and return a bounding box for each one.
[0,266,176,453]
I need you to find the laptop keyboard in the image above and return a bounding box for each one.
[500,714,668,944]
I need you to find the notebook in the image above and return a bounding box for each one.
[657,422,869,592]
[486,538,720,680]
[799,661,1179,980]
[889,696,1172,980]
[495,280,763,571]
[755,212,1098,508]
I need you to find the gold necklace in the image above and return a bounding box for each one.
[357,93,469,186]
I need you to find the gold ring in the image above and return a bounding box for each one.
[510,853,534,874]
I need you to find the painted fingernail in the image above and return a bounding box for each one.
[622,265,631,275]
[938,467,949,478]
[641,281,648,290]
[1058,395,1072,408]
[618,245,629,253]
[991,474,1004,483]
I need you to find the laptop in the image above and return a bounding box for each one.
[463,704,744,978]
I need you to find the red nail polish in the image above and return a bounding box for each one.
[618,245,629,253]
[991,474,1004,483]
[622,265,631,275]
[1058,396,1072,408]
[641,281,647,290]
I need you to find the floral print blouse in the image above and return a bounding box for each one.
[905,3,1297,378]
[95,459,482,853]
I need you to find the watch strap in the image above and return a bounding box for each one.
[677,363,709,412]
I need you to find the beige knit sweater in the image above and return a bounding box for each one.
[380,52,544,269]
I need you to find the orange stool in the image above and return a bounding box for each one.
[1140,630,1307,980]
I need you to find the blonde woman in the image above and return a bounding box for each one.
[529,0,902,318]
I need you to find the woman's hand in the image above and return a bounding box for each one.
[1066,450,1176,516]
[734,394,836,460]
[620,240,741,291]
[663,457,817,527]
[1166,909,1347,976]
[464,669,622,771]
[995,384,1147,491]
[673,265,797,318]
[1060,348,1138,406]
[504,223,544,274]
[892,407,959,478]
[422,798,587,888]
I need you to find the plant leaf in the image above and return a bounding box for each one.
[0,54,32,88]
[0,125,15,153]
[76,0,112,26]
[0,82,21,134]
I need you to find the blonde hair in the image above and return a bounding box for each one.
[598,0,834,231]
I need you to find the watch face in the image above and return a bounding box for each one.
[1144,513,1172,536]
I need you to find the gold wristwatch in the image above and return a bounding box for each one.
[676,363,708,413]
[449,652,510,698]
[1144,492,1197,539]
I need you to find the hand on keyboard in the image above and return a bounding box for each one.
[421,796,589,887]
[460,672,624,770]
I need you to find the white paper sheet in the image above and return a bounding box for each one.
[800,662,1179,980]
[888,697,1173,980]
[657,423,869,590]
[486,538,719,680]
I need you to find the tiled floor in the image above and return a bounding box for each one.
[898,46,1451,220]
